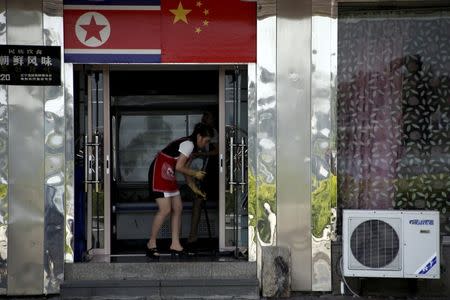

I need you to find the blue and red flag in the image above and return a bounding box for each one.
[63,0,256,63]
[64,0,161,63]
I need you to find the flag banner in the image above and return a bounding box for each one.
[63,0,256,63]
[64,0,161,6]
[64,4,161,63]
[160,0,256,63]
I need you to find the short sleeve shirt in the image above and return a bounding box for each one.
[178,140,194,157]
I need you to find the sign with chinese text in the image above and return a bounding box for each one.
[0,45,61,86]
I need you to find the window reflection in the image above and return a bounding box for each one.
[118,114,201,183]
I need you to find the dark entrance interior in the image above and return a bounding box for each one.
[73,65,250,261]
[109,69,219,255]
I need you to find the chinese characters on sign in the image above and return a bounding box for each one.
[0,45,61,86]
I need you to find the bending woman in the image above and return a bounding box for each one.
[146,123,213,258]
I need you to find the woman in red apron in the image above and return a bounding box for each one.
[146,123,213,258]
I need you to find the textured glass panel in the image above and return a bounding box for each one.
[337,9,450,233]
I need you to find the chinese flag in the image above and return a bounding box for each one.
[161,0,256,63]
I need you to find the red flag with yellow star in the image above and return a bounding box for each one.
[161,0,256,63]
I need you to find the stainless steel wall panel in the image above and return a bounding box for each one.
[0,2,7,294]
[7,0,45,295]
[64,63,74,264]
[310,5,337,290]
[0,1,5,45]
[247,63,257,262]
[0,84,7,294]
[6,1,42,45]
[7,85,45,295]
[43,0,64,293]
[255,0,277,280]
[43,1,63,46]
[277,0,312,291]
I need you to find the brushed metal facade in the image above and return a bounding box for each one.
[64,63,74,264]
[0,1,7,293]
[3,0,66,295]
[7,1,45,294]
[247,62,257,262]
[255,0,277,282]
[310,1,337,289]
[277,0,312,291]
[43,0,64,294]
[7,83,45,295]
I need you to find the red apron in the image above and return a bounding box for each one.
[152,152,178,193]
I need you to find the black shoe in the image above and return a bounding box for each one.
[146,247,160,259]
[170,248,190,258]
[185,241,199,253]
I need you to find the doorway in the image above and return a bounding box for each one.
[73,65,249,260]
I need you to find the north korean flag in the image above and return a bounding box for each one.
[64,0,161,63]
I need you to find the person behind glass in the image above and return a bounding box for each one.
[146,122,214,258]
[187,112,218,247]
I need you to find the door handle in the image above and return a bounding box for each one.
[106,154,110,175]
[84,134,102,192]
[95,134,99,192]
[229,136,236,193]
[112,116,117,182]
[84,135,88,192]
[239,137,246,192]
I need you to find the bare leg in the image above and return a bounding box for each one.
[169,195,183,251]
[148,197,171,249]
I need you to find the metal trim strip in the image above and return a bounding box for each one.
[64,53,161,63]
[63,0,160,5]
[65,49,161,54]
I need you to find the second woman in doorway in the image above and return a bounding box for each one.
[146,122,214,258]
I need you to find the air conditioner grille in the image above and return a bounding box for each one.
[350,219,399,268]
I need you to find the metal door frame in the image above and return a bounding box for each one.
[103,65,111,256]
[218,65,253,253]
[219,67,226,251]
[85,65,111,256]
[84,63,257,256]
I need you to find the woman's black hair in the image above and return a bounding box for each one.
[190,122,214,141]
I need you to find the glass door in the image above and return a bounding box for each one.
[219,66,248,255]
[110,112,202,253]
[83,67,111,256]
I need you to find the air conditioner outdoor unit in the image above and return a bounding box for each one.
[342,209,440,279]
